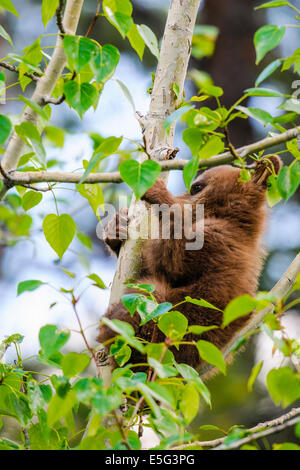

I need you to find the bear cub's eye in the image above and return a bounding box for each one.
[190,182,206,195]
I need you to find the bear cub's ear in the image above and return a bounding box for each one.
[251,155,282,186]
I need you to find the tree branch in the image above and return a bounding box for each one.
[96,0,203,386]
[2,126,300,186]
[56,0,66,35]
[174,407,300,450]
[0,61,41,81]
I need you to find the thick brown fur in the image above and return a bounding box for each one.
[98,156,282,370]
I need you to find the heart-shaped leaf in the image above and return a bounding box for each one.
[43,213,76,259]
[22,191,43,211]
[63,81,98,119]
[119,159,161,199]
[91,44,120,84]
[63,35,98,73]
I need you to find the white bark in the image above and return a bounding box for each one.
[0,0,84,194]
[98,0,202,383]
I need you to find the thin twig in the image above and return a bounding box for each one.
[125,338,171,434]
[112,409,133,450]
[42,95,65,105]
[174,407,300,450]
[56,0,66,35]
[224,125,243,162]
[0,61,41,81]
[19,184,52,192]
[72,296,102,379]
[85,0,102,38]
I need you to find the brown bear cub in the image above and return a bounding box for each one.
[98,155,282,369]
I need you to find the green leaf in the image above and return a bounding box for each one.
[222,294,257,328]
[43,213,76,259]
[201,84,223,97]
[62,353,90,377]
[0,24,13,46]
[235,105,273,126]
[44,126,64,148]
[247,361,263,392]
[15,122,46,167]
[126,283,155,293]
[148,357,178,379]
[255,59,282,87]
[274,443,300,450]
[101,318,145,353]
[164,105,194,133]
[158,311,188,341]
[188,325,218,335]
[78,183,104,219]
[64,81,98,119]
[183,155,200,191]
[115,79,135,112]
[139,302,172,326]
[39,324,70,358]
[41,0,59,27]
[200,136,224,159]
[22,191,43,211]
[8,53,42,75]
[127,23,145,60]
[0,0,20,17]
[137,24,160,60]
[27,381,47,414]
[91,44,120,84]
[119,159,161,199]
[127,431,141,450]
[111,340,131,366]
[77,231,92,249]
[63,35,99,73]
[17,279,45,296]
[277,163,300,200]
[0,115,12,145]
[27,423,61,450]
[47,391,77,427]
[19,95,49,120]
[175,363,211,407]
[267,174,282,207]
[180,383,199,423]
[121,293,145,316]
[255,1,291,9]
[182,128,203,156]
[103,0,133,38]
[254,25,285,65]
[266,367,300,407]
[87,273,106,289]
[245,87,287,98]
[92,386,123,417]
[185,296,221,311]
[79,136,123,185]
[196,340,226,374]
[261,323,290,356]
[9,395,32,427]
